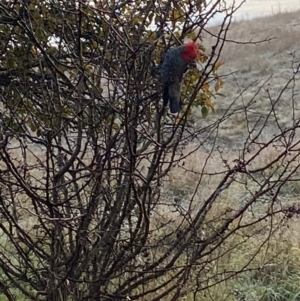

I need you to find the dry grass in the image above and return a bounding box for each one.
[210,10,300,69]
[160,140,300,300]
[163,10,300,298]
[189,9,300,154]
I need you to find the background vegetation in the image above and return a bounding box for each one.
[0,0,300,300]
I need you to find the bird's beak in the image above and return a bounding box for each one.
[189,59,197,68]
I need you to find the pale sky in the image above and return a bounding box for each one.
[210,0,300,24]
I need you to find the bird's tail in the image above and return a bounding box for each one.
[169,97,182,114]
[167,81,182,114]
[163,86,169,108]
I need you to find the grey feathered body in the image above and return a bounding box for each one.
[159,45,189,113]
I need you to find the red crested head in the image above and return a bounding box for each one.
[181,41,198,63]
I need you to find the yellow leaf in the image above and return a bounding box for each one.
[113,123,120,131]
[202,82,210,92]
[215,60,224,69]
[186,32,196,40]
[199,53,207,63]
[190,75,198,83]
[85,65,93,73]
[133,16,142,25]
[31,46,38,57]
[214,78,224,92]
[206,100,215,112]
[173,9,183,20]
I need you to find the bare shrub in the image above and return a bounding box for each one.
[0,1,299,301]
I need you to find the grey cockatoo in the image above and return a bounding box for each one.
[159,41,199,114]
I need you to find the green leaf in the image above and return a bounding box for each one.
[6,56,16,68]
[201,105,209,118]
[36,27,47,42]
[113,122,120,131]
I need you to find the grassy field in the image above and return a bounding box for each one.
[191,9,300,150]
[163,9,300,300]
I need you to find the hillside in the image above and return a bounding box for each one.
[193,9,300,150]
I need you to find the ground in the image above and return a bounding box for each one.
[192,10,300,150]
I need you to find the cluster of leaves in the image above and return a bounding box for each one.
[0,0,224,132]
[181,44,225,117]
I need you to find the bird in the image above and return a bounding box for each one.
[159,41,199,114]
